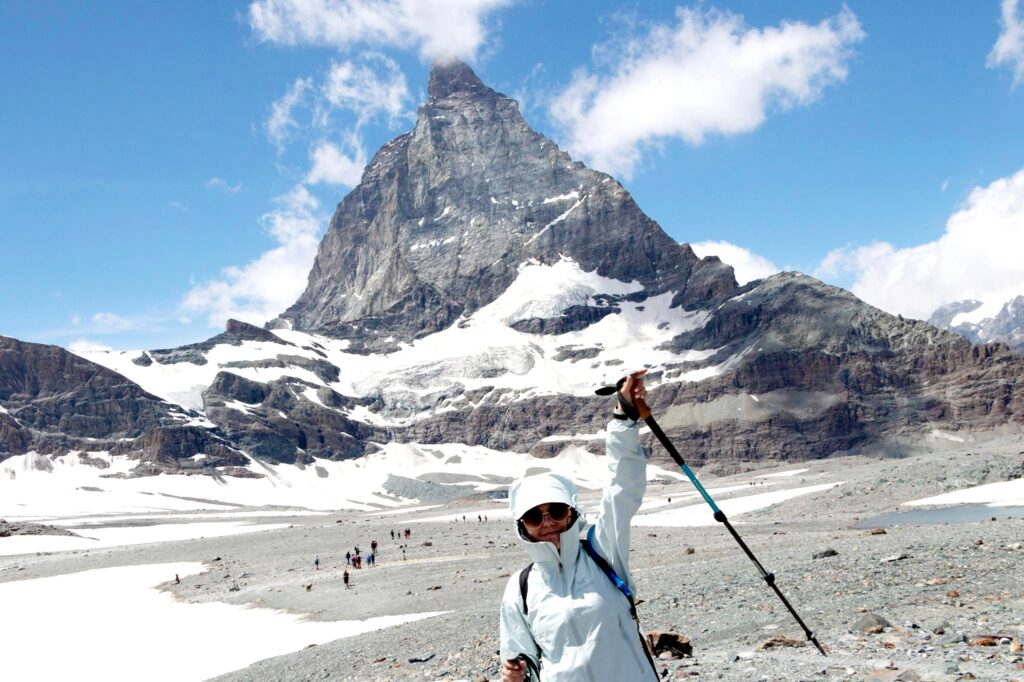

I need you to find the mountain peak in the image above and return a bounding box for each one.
[428,59,490,100]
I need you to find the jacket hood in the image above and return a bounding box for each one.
[509,472,578,520]
[509,472,583,567]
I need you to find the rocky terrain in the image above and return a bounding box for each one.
[3,431,1023,681]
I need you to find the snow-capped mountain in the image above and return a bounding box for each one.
[929,296,1024,352]
[3,61,1023,490]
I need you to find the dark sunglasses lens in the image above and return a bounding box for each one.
[548,503,570,521]
[522,503,571,526]
[521,508,543,526]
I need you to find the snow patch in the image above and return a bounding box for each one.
[0,563,444,681]
[905,478,1024,507]
[525,197,583,245]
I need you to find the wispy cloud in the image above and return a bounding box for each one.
[90,312,141,333]
[549,7,865,179]
[247,0,515,61]
[690,240,781,286]
[167,201,188,212]
[988,0,1024,86]
[267,77,313,152]
[815,167,1024,320]
[206,177,243,194]
[180,185,324,327]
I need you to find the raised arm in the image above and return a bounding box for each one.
[590,370,648,592]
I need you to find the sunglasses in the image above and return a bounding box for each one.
[520,502,572,528]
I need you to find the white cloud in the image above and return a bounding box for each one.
[267,77,313,151]
[206,177,243,194]
[67,339,115,353]
[306,133,367,186]
[167,201,188,212]
[549,7,865,179]
[988,0,1024,86]
[690,240,781,286]
[248,0,515,61]
[180,185,324,327]
[323,55,410,125]
[814,167,1024,320]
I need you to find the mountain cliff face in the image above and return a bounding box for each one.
[274,60,736,350]
[0,336,250,475]
[3,61,1022,480]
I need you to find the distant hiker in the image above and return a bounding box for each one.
[314,555,320,570]
[354,545,360,555]
[478,514,483,523]
[404,528,411,540]
[175,574,180,585]
[501,370,657,682]
[345,551,351,566]
[368,552,374,566]
[462,515,466,522]
[343,570,350,589]
[402,547,407,561]
[371,539,378,555]
[390,529,395,540]
[485,514,488,523]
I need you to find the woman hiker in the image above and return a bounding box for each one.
[500,370,658,682]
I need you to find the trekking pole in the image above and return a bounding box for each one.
[596,379,828,656]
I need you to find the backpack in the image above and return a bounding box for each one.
[518,525,658,677]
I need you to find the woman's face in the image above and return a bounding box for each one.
[520,502,572,549]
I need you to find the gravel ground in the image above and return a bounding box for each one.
[3,432,1023,681]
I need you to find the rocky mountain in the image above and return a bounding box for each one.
[0,335,250,475]
[929,296,1024,353]
[2,61,1022,484]
[272,60,735,351]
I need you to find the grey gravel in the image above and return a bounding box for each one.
[3,433,1024,681]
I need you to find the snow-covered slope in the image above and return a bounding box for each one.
[929,295,1024,352]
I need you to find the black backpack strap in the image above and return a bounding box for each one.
[518,563,534,615]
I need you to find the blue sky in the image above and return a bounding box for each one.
[3,0,1024,351]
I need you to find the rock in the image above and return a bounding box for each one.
[869,527,888,535]
[880,553,910,563]
[812,548,839,559]
[1011,642,1023,653]
[852,613,892,633]
[408,654,436,664]
[968,636,999,647]
[926,620,952,635]
[936,632,966,646]
[755,636,803,651]
[945,590,959,598]
[647,631,692,658]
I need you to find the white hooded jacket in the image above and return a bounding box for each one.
[499,418,657,681]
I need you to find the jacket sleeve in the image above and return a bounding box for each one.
[591,417,647,593]
[499,573,540,676]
